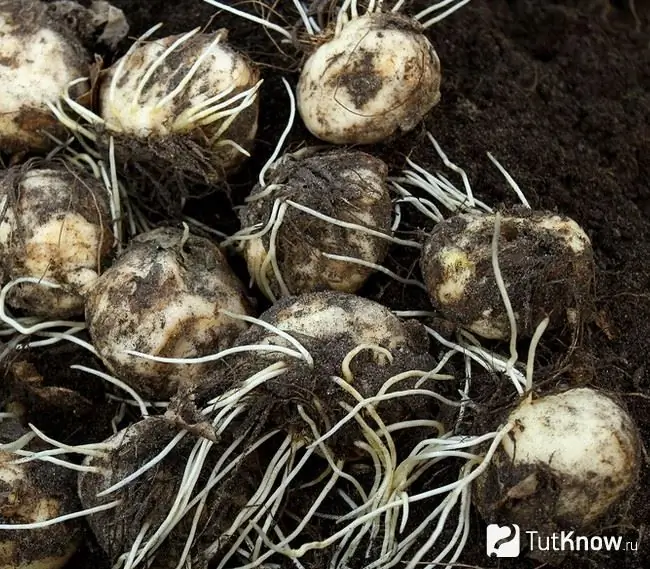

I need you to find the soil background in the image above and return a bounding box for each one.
[57,0,650,568]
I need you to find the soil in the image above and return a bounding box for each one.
[7,0,650,568]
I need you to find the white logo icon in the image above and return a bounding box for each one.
[486,523,521,557]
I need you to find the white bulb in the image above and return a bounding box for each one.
[0,0,89,153]
[0,421,82,569]
[0,165,113,318]
[99,29,261,181]
[475,388,640,547]
[86,227,252,399]
[297,13,441,144]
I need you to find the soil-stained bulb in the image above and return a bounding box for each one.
[420,210,594,339]
[0,163,114,318]
[237,150,392,300]
[297,13,441,144]
[86,227,252,399]
[0,0,91,153]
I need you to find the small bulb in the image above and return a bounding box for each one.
[297,13,441,144]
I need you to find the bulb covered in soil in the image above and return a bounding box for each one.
[98,28,261,184]
[420,210,594,339]
[0,0,126,154]
[85,227,252,400]
[78,416,265,568]
[0,420,82,569]
[237,149,392,300]
[192,291,436,460]
[0,162,114,318]
[474,388,641,561]
[297,13,441,144]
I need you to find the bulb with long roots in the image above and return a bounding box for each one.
[131,291,472,567]
[234,148,401,301]
[203,0,470,144]
[49,24,262,213]
[77,415,280,569]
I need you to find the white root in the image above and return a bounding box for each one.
[412,0,472,28]
[0,500,121,530]
[202,0,293,40]
[491,212,519,372]
[126,342,305,365]
[391,132,531,225]
[220,310,314,366]
[96,430,188,497]
[71,364,150,418]
[0,278,85,335]
[321,253,428,291]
